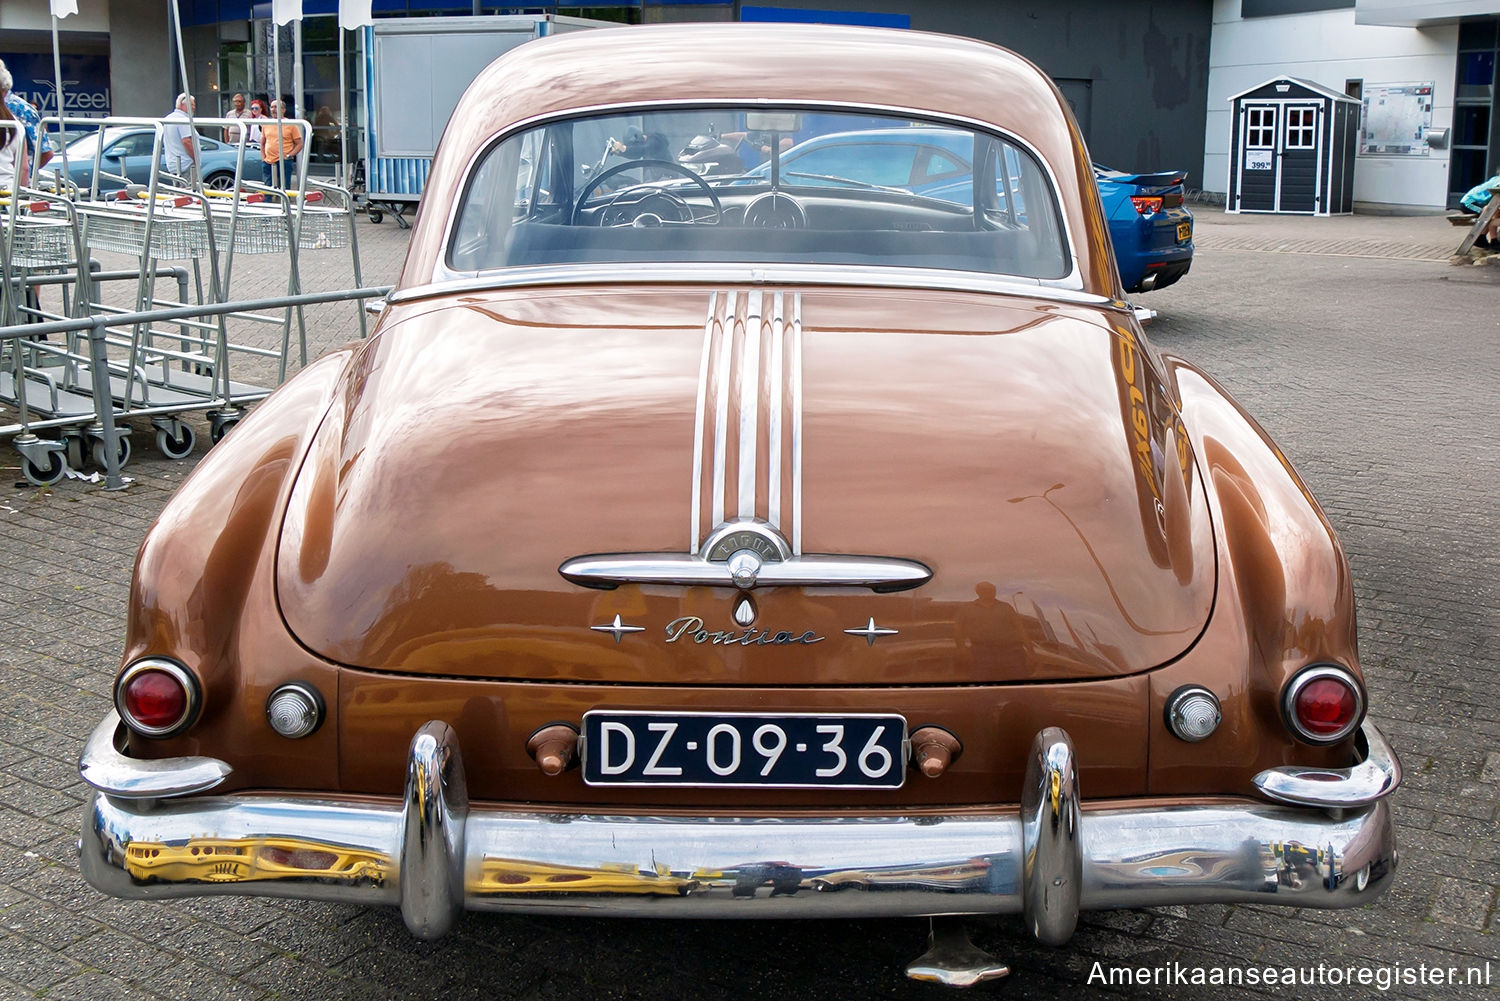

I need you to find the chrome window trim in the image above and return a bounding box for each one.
[433,98,1087,292]
[391,264,1123,312]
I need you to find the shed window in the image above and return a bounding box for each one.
[1247,107,1276,147]
[1285,108,1317,149]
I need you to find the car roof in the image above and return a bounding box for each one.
[403,22,1112,294]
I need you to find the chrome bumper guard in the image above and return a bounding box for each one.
[79,714,1400,942]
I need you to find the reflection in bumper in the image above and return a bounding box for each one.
[79,718,1399,942]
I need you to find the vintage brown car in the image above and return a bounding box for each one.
[79,23,1400,986]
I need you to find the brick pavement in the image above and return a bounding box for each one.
[1,209,1496,999]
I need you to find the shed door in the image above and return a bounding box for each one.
[1238,103,1279,211]
[1278,103,1322,213]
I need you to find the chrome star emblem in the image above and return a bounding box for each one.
[844,617,899,647]
[591,614,645,643]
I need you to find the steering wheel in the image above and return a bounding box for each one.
[572,159,722,227]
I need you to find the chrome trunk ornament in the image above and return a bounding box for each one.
[561,520,931,593]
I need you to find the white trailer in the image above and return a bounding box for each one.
[361,14,613,226]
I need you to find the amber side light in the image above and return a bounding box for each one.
[114,659,202,738]
[1283,665,1364,745]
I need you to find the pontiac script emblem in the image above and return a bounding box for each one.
[665,616,823,646]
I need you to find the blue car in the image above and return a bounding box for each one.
[732,128,1192,293]
[1093,165,1193,293]
[41,126,264,193]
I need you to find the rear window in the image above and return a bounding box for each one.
[447,107,1071,282]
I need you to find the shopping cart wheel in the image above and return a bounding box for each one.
[91,434,132,471]
[64,433,87,471]
[210,416,241,445]
[22,450,67,487]
[155,423,197,461]
[369,210,384,224]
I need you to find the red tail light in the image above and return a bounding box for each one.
[1283,666,1363,744]
[1130,196,1163,215]
[115,659,201,737]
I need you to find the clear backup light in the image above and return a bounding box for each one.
[1283,665,1364,744]
[266,683,324,739]
[1164,685,1221,742]
[114,659,201,738]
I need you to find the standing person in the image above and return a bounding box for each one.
[223,92,251,144]
[162,92,200,184]
[245,99,267,147]
[0,67,29,192]
[260,99,302,189]
[0,58,53,185]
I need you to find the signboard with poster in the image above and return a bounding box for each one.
[0,52,112,118]
[1360,82,1433,156]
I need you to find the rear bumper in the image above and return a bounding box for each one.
[79,714,1399,942]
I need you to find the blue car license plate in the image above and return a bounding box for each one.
[1177,220,1192,242]
[582,710,908,788]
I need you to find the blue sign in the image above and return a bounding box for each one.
[739,6,910,28]
[0,52,112,118]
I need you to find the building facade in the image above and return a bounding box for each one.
[5,0,1495,210]
[1205,0,1499,210]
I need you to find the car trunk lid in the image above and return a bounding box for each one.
[277,285,1215,685]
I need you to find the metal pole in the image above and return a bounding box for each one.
[338,23,348,189]
[273,23,283,187]
[293,19,304,122]
[49,17,70,182]
[169,0,201,188]
[85,322,128,491]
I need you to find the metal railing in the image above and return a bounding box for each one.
[1,285,390,490]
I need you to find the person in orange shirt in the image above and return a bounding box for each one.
[260,100,303,188]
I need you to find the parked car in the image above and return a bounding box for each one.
[41,125,263,192]
[725,128,1193,293]
[79,23,1399,985]
[1095,164,1194,292]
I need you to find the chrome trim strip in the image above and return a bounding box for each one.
[397,265,1120,314]
[711,291,735,527]
[559,552,932,592]
[81,719,1397,935]
[1022,727,1081,946]
[791,292,804,556]
[1253,721,1402,808]
[738,292,762,519]
[78,711,231,799]
[433,98,1091,293]
[767,291,785,530]
[690,292,716,553]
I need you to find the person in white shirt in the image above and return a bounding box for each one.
[162,93,199,183]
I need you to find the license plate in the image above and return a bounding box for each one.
[582,711,908,789]
[1177,221,1192,242]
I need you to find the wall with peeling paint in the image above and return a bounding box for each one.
[747,0,1216,181]
[1205,0,1459,209]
